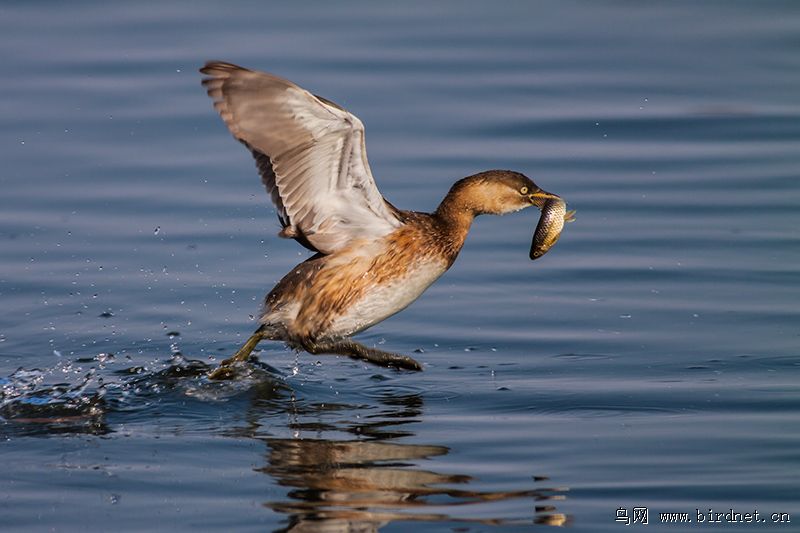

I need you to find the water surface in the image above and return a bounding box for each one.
[1,1,799,531]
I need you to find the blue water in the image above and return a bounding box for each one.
[1,1,799,531]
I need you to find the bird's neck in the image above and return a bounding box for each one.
[433,188,478,261]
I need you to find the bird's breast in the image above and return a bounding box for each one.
[324,257,448,338]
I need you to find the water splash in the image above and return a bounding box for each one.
[0,349,285,437]
[1,365,105,435]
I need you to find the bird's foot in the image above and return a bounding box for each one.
[208,327,265,380]
[304,339,423,371]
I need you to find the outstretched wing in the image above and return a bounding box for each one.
[200,61,402,254]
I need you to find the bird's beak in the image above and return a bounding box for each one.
[528,189,560,208]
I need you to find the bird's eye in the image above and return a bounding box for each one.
[520,186,528,194]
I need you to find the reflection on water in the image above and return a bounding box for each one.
[262,436,568,530]
[248,392,569,529]
[1,354,568,529]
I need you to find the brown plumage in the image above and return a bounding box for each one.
[199,62,569,376]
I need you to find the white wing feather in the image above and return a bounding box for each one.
[200,61,401,254]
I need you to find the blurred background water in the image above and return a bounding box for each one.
[1,1,799,531]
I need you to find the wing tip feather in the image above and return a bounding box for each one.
[199,60,250,77]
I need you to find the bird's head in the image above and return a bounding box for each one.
[451,170,560,216]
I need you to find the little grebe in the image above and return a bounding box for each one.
[200,62,572,376]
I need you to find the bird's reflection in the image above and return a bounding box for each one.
[240,389,569,531]
[1,353,570,528]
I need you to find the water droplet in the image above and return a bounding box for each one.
[153,226,160,235]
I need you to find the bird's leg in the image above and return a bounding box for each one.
[208,325,266,380]
[304,338,423,371]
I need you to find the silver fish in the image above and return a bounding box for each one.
[530,196,574,260]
